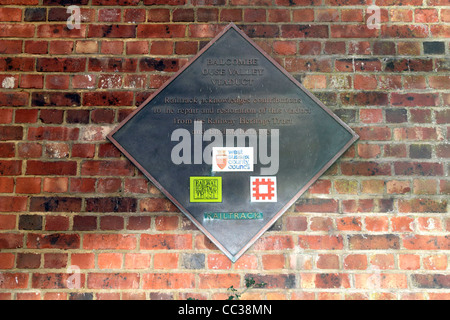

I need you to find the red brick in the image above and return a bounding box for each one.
[150,41,173,55]
[17,143,42,158]
[45,216,69,231]
[341,9,363,22]
[316,254,339,269]
[394,162,443,176]
[98,253,122,269]
[126,41,149,55]
[147,9,170,22]
[198,8,219,22]
[81,160,134,176]
[86,197,136,213]
[73,216,97,231]
[284,57,331,73]
[349,235,400,250]
[281,25,328,38]
[26,160,77,175]
[0,109,13,124]
[0,233,23,249]
[341,161,391,176]
[43,177,68,193]
[199,274,240,289]
[0,215,15,230]
[125,253,150,269]
[391,93,438,107]
[403,235,449,250]
[0,92,28,107]
[273,41,296,55]
[342,199,374,213]
[0,273,28,289]
[143,273,195,289]
[0,196,27,212]
[127,216,151,230]
[358,144,381,158]
[32,273,85,289]
[344,254,367,270]
[83,92,133,106]
[29,197,82,213]
[44,253,67,269]
[0,177,14,193]
[298,41,321,55]
[316,273,350,289]
[38,24,86,38]
[16,177,41,194]
[310,217,333,231]
[20,75,43,89]
[207,254,232,271]
[139,198,178,212]
[221,9,243,22]
[244,8,266,22]
[385,58,433,72]
[83,234,137,250]
[141,234,192,250]
[88,24,136,38]
[0,57,34,72]
[298,235,343,250]
[189,24,226,38]
[0,160,21,176]
[0,40,22,53]
[382,25,429,38]
[0,142,15,157]
[137,24,186,38]
[27,233,80,249]
[295,198,338,213]
[71,143,95,158]
[337,217,362,231]
[124,9,145,23]
[341,92,387,106]
[101,41,123,54]
[14,110,37,124]
[100,216,124,230]
[69,178,96,193]
[155,216,179,231]
[415,9,438,23]
[0,253,14,269]
[124,75,146,89]
[71,253,95,269]
[399,199,447,213]
[153,253,179,269]
[0,24,35,38]
[393,127,437,141]
[316,9,339,22]
[323,41,346,54]
[331,25,378,38]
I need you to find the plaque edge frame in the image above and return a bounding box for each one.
[107,22,359,263]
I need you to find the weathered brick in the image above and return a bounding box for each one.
[143,273,195,289]
[27,233,80,249]
[30,197,82,212]
[349,235,400,250]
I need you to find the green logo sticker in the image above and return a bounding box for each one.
[190,177,222,202]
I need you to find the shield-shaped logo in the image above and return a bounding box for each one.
[215,150,227,170]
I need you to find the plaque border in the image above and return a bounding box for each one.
[107,23,359,262]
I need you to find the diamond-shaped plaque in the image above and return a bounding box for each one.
[108,23,358,262]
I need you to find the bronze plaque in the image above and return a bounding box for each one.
[108,23,358,262]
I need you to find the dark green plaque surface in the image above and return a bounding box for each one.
[108,23,358,262]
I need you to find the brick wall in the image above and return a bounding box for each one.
[0,0,449,300]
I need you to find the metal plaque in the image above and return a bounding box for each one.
[108,23,358,262]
